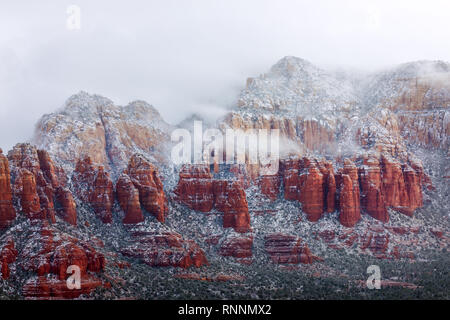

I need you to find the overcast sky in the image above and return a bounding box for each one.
[1,0,449,151]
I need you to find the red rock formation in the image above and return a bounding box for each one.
[214,180,251,233]
[281,158,300,200]
[72,156,94,201]
[0,149,16,229]
[316,160,337,214]
[387,226,420,235]
[343,158,360,194]
[279,157,327,221]
[19,224,105,299]
[390,246,415,260]
[229,164,251,189]
[127,154,168,223]
[0,238,18,280]
[21,226,105,279]
[298,161,324,222]
[121,230,208,268]
[386,74,450,153]
[219,236,253,258]
[73,157,113,223]
[279,157,336,221]
[276,154,428,227]
[174,164,214,212]
[211,179,228,212]
[264,233,321,264]
[259,174,280,201]
[381,155,424,216]
[17,168,42,219]
[55,187,77,226]
[0,259,9,279]
[343,233,359,247]
[360,232,390,255]
[7,144,41,175]
[402,164,423,216]
[339,175,361,227]
[89,167,114,223]
[7,144,75,225]
[325,170,336,213]
[8,146,56,224]
[33,92,171,172]
[37,150,61,188]
[318,230,336,243]
[337,159,361,227]
[39,151,75,225]
[116,173,144,224]
[224,112,335,154]
[381,155,409,212]
[409,158,433,190]
[430,228,444,238]
[299,119,336,152]
[359,157,389,222]
[174,164,251,233]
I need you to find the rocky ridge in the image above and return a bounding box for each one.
[0,56,448,299]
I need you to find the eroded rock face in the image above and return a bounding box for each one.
[223,111,338,155]
[116,173,144,224]
[402,165,424,216]
[126,154,168,223]
[55,187,77,226]
[397,110,449,152]
[381,155,424,216]
[174,165,214,212]
[15,169,43,220]
[298,163,324,222]
[216,181,251,233]
[21,226,105,279]
[366,62,450,153]
[219,236,253,259]
[174,165,251,233]
[215,57,439,226]
[337,159,361,227]
[20,224,105,299]
[8,144,76,225]
[33,92,171,172]
[37,150,66,189]
[1,58,443,299]
[0,149,16,229]
[73,157,113,223]
[360,232,390,255]
[0,238,17,280]
[325,167,336,213]
[275,154,429,226]
[264,233,321,264]
[279,157,328,221]
[90,167,114,224]
[359,157,388,223]
[338,175,361,227]
[259,174,280,201]
[229,164,252,189]
[281,158,301,201]
[121,229,208,268]
[316,226,413,260]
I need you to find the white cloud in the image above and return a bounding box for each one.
[0,0,449,151]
